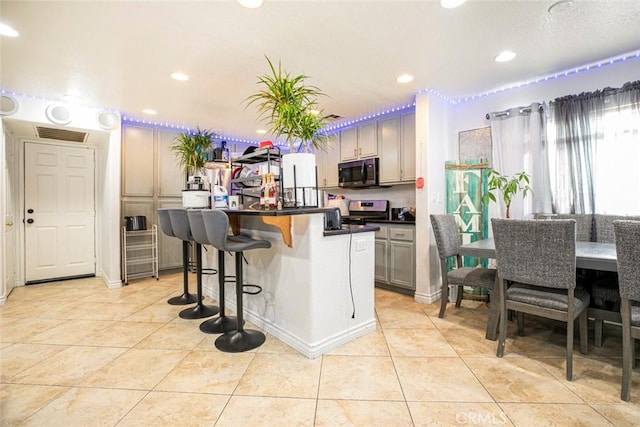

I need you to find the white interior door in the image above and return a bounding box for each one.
[24,142,96,283]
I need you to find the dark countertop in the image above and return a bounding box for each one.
[366,219,416,225]
[323,224,380,236]
[227,207,337,216]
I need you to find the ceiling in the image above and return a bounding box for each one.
[2,0,640,143]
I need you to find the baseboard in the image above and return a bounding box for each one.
[414,288,441,304]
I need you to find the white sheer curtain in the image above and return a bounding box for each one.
[488,103,552,219]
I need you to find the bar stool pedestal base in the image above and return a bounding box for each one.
[179,304,219,319]
[199,316,243,334]
[215,330,265,352]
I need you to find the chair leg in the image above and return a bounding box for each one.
[621,300,632,401]
[455,285,463,308]
[516,312,525,336]
[485,296,500,341]
[594,319,603,347]
[496,283,507,358]
[215,251,265,353]
[199,249,242,334]
[579,310,588,355]
[179,243,219,319]
[566,316,574,381]
[438,282,449,319]
[167,240,197,305]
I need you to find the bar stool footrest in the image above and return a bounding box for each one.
[242,284,262,295]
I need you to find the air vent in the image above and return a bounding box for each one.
[35,126,88,143]
[324,114,343,121]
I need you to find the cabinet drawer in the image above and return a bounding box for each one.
[389,227,414,241]
[375,226,388,239]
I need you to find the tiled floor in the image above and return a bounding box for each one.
[1,273,639,426]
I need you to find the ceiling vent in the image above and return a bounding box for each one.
[35,126,88,143]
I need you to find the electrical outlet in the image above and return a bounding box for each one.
[356,239,366,251]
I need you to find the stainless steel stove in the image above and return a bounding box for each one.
[341,200,389,225]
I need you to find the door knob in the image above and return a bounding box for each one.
[27,218,34,224]
[27,208,34,214]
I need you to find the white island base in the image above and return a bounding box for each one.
[201,212,376,358]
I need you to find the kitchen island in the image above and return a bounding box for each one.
[201,207,378,358]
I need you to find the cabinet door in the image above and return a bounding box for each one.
[157,130,183,196]
[325,134,341,188]
[390,240,415,290]
[315,148,328,188]
[374,238,389,283]
[340,127,358,161]
[401,112,416,181]
[157,199,183,269]
[122,126,154,196]
[358,122,378,158]
[378,116,401,183]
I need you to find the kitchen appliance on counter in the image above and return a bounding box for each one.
[338,158,379,188]
[182,175,211,208]
[341,200,389,225]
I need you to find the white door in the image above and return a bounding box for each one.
[24,142,95,283]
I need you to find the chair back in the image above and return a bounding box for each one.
[614,220,640,301]
[595,214,640,243]
[157,208,174,237]
[491,218,576,289]
[201,209,231,252]
[186,209,208,245]
[430,214,460,259]
[168,208,193,242]
[533,213,593,242]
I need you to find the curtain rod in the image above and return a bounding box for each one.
[485,104,544,120]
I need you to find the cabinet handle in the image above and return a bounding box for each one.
[395,233,405,236]
[359,147,362,155]
[353,148,357,156]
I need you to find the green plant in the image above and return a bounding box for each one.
[482,168,533,218]
[245,56,329,153]
[171,127,214,178]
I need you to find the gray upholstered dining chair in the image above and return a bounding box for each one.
[492,218,589,381]
[430,214,496,319]
[613,219,640,401]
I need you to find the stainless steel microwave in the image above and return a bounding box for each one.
[338,158,379,188]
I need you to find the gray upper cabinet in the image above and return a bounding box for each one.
[122,126,154,196]
[157,130,184,197]
[379,111,415,184]
[340,122,378,161]
[316,133,340,188]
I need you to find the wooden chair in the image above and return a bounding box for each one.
[613,219,640,401]
[492,218,589,381]
[430,215,496,321]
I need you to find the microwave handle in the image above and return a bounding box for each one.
[361,161,366,184]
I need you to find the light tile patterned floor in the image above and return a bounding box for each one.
[1,273,639,426]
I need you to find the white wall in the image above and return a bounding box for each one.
[0,95,122,289]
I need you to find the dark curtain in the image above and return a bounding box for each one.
[549,81,640,214]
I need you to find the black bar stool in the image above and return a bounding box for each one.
[168,208,219,319]
[187,209,245,334]
[157,208,197,306]
[202,209,271,352]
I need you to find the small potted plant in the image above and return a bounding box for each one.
[245,56,330,206]
[171,127,215,182]
[482,168,533,218]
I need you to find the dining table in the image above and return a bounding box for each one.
[458,238,618,340]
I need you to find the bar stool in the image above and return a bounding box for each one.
[187,209,244,334]
[157,209,198,305]
[168,208,219,319]
[202,209,271,352]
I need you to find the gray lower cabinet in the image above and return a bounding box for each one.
[374,223,415,294]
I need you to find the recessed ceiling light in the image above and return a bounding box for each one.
[495,51,516,63]
[0,23,19,37]
[171,72,189,81]
[548,0,574,13]
[440,0,466,9]
[396,74,414,84]
[237,0,263,9]
[142,109,157,115]
[256,129,267,134]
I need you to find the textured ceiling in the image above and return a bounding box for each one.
[2,0,640,142]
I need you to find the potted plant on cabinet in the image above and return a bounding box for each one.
[171,127,215,208]
[482,168,533,218]
[245,56,329,207]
